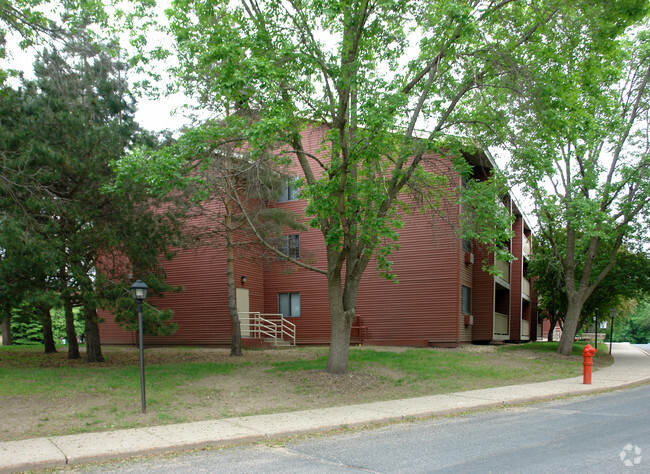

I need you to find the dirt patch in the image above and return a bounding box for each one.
[287,370,380,394]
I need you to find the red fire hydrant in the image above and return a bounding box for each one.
[583,344,597,384]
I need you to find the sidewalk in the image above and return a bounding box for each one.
[2,343,649,473]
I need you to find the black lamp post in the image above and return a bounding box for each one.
[594,309,599,350]
[609,308,617,355]
[130,279,148,413]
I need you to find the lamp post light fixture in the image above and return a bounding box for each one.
[130,279,148,413]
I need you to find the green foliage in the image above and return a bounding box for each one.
[614,299,650,343]
[158,0,548,284]
[10,308,43,345]
[474,2,650,353]
[151,0,610,371]
[2,26,187,342]
[531,228,650,334]
[459,170,515,272]
[8,302,81,345]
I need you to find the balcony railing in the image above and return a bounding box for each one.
[522,278,531,298]
[494,312,509,335]
[496,259,510,283]
[523,238,532,257]
[521,319,530,340]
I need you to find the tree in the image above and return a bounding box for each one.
[159,0,583,373]
[0,27,185,361]
[491,7,650,355]
[531,229,650,341]
[111,123,305,356]
[200,145,299,357]
[616,299,650,343]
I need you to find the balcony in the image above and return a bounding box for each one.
[495,258,510,284]
[494,311,509,336]
[521,319,530,340]
[523,238,532,257]
[522,277,531,300]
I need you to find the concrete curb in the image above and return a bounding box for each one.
[2,343,649,473]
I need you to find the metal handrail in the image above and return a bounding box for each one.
[238,312,296,346]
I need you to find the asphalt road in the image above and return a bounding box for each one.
[78,384,650,473]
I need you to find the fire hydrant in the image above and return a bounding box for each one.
[583,344,597,384]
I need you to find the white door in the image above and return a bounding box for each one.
[236,288,250,337]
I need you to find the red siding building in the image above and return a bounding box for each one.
[100,126,537,348]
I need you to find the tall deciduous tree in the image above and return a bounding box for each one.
[490,8,650,355]
[161,0,566,373]
[531,230,650,341]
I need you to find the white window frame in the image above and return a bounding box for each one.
[278,292,301,317]
[277,177,299,202]
[462,285,472,315]
[278,234,300,259]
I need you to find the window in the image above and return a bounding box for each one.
[462,238,472,253]
[278,292,301,317]
[277,177,299,202]
[462,286,472,314]
[278,234,300,259]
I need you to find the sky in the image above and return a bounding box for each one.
[1,1,191,134]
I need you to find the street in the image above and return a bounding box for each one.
[79,384,650,473]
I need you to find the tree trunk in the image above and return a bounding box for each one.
[546,313,560,342]
[65,299,80,359]
[41,307,57,354]
[84,304,104,363]
[557,297,585,355]
[1,315,12,345]
[325,272,357,374]
[225,167,242,357]
[227,240,242,357]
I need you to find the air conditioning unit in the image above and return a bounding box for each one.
[464,252,474,264]
[464,314,474,326]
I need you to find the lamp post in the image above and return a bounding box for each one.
[609,308,617,355]
[594,309,598,350]
[130,279,148,413]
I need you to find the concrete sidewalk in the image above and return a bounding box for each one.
[2,343,649,473]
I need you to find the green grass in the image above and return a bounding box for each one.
[499,341,612,358]
[270,345,585,388]
[0,360,243,397]
[0,343,609,442]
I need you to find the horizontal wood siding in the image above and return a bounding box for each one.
[100,125,534,348]
[358,206,460,346]
[459,248,474,342]
[100,245,266,347]
[263,210,331,343]
[263,208,463,346]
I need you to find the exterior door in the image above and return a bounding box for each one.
[236,288,250,337]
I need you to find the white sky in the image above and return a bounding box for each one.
[1,1,190,134]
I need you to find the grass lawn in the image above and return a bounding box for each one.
[0,342,612,442]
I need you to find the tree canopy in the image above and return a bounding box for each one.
[155,0,601,373]
[488,6,650,354]
[0,24,184,356]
